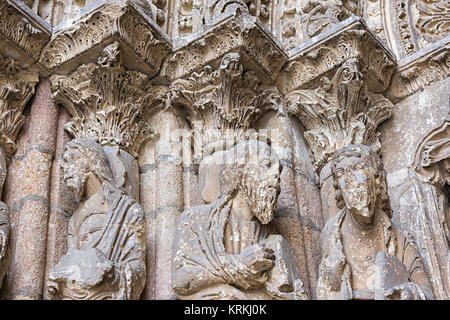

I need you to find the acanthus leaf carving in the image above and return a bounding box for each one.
[0,53,38,161]
[285,58,393,172]
[50,41,162,159]
[168,52,283,160]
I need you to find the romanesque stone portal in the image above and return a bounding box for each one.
[0,0,448,300]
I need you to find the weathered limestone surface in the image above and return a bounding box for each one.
[0,0,447,300]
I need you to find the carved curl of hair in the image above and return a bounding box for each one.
[330,144,392,218]
[218,140,275,197]
[64,138,116,186]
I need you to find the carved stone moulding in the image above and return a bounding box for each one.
[387,36,450,102]
[0,0,51,66]
[39,0,172,77]
[160,8,287,83]
[278,16,397,95]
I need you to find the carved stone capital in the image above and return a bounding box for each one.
[281,17,396,173]
[278,16,396,95]
[0,53,39,161]
[39,0,172,77]
[387,36,450,102]
[161,8,287,82]
[168,51,283,160]
[50,42,164,158]
[0,0,51,64]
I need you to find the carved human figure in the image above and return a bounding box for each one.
[0,147,9,290]
[46,139,146,300]
[317,144,434,300]
[172,140,307,300]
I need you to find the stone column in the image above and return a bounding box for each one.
[43,108,77,300]
[152,110,184,300]
[8,80,58,300]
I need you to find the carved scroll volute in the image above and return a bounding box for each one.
[50,41,164,199]
[167,52,283,161]
[285,58,393,173]
[413,115,450,198]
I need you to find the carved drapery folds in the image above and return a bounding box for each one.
[39,0,171,76]
[282,17,396,173]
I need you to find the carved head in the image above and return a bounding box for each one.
[331,144,392,221]
[219,52,243,78]
[61,139,116,202]
[219,140,281,224]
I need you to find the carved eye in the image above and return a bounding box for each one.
[334,168,344,178]
[353,162,366,170]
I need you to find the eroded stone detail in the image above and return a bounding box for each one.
[317,144,434,300]
[168,52,282,160]
[413,115,450,197]
[172,140,307,300]
[50,42,161,159]
[0,0,51,61]
[285,58,393,172]
[46,138,146,300]
[39,0,171,76]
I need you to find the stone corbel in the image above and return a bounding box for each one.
[50,41,165,200]
[0,0,51,67]
[39,0,172,77]
[0,53,39,163]
[160,7,287,83]
[281,16,396,174]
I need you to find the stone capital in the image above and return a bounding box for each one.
[0,0,51,66]
[167,50,283,161]
[39,0,172,77]
[160,8,287,83]
[50,42,164,159]
[282,17,396,173]
[0,53,39,161]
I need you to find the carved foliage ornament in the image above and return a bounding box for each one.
[0,54,38,161]
[168,52,283,157]
[39,1,170,74]
[50,42,162,158]
[286,58,393,172]
[0,0,50,61]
